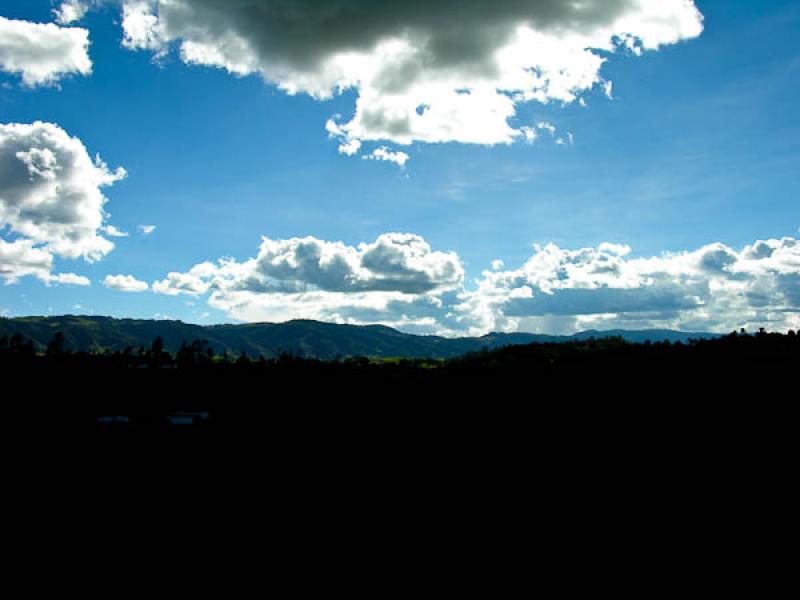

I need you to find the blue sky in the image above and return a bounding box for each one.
[1,1,799,334]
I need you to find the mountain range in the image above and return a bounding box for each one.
[0,315,721,359]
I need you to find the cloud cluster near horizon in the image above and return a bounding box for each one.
[5,2,797,337]
[145,232,800,336]
[0,121,125,285]
[152,232,464,316]
[462,238,800,335]
[117,0,704,163]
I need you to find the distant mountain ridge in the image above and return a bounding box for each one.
[0,315,719,359]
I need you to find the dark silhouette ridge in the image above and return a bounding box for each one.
[1,326,796,432]
[0,314,719,360]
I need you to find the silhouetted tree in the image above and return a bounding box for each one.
[46,332,66,358]
[176,341,193,368]
[150,336,171,367]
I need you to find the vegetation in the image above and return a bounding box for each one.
[0,315,718,360]
[1,326,796,430]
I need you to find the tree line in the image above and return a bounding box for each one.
[1,327,797,372]
[3,327,796,430]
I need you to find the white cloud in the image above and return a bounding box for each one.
[122,0,165,53]
[537,121,556,136]
[152,233,800,336]
[138,224,156,235]
[465,237,800,335]
[519,127,537,143]
[50,272,90,286]
[555,132,574,146]
[337,138,361,156]
[152,233,465,332]
[0,121,125,284]
[0,238,54,283]
[363,146,409,167]
[0,237,91,285]
[103,274,149,292]
[117,0,704,156]
[0,16,91,87]
[54,1,90,25]
[152,262,215,296]
[155,233,463,296]
[101,224,129,237]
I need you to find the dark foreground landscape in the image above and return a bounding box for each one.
[0,315,719,359]
[1,317,797,434]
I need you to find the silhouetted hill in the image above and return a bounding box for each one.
[0,315,718,359]
[569,329,716,344]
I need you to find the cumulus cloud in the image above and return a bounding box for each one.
[0,238,53,283]
[122,0,165,53]
[50,271,90,286]
[0,239,89,285]
[466,237,800,335]
[152,233,464,330]
[0,121,125,284]
[101,224,129,237]
[154,233,462,295]
[0,16,91,87]
[363,147,409,167]
[152,233,800,336]
[54,1,90,25]
[337,138,361,156]
[152,262,214,296]
[117,0,704,160]
[103,273,148,292]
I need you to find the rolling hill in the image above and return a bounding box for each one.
[0,315,718,359]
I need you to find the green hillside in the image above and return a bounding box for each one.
[0,315,718,359]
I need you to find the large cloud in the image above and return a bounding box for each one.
[0,121,126,284]
[464,238,800,335]
[152,233,800,336]
[155,233,463,296]
[152,233,464,329]
[0,16,91,86]
[119,0,704,159]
